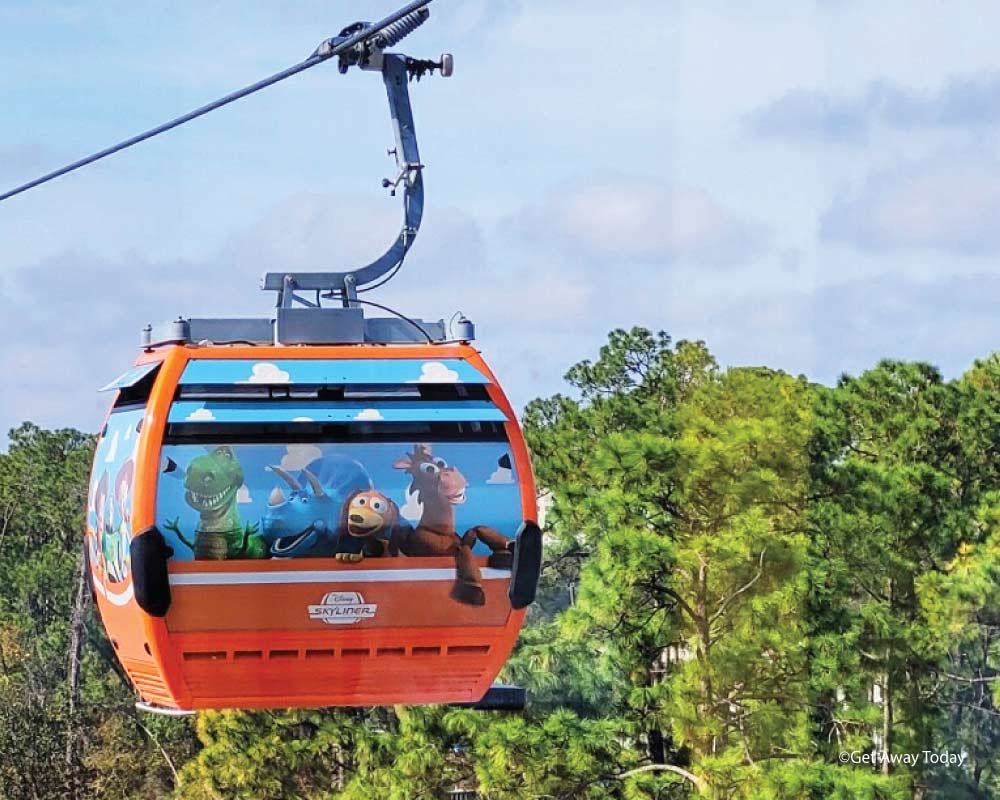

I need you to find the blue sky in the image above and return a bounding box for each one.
[3,1,1000,436]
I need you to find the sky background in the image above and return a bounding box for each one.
[3,0,1000,437]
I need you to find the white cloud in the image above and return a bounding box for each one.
[749,87,873,142]
[509,179,767,267]
[223,192,400,274]
[821,155,1000,254]
[279,444,321,471]
[647,269,1000,388]
[354,408,384,421]
[242,362,290,384]
[185,407,215,421]
[399,488,423,523]
[410,362,459,384]
[236,484,252,504]
[487,466,514,485]
[750,72,1000,142]
[292,416,313,422]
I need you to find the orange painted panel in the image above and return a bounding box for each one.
[171,626,515,708]
[166,563,513,632]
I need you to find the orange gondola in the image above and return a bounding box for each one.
[88,342,540,710]
[0,0,547,712]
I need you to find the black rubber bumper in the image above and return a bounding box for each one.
[130,526,173,617]
[508,520,542,610]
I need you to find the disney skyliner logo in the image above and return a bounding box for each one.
[308,591,378,625]
[840,750,967,767]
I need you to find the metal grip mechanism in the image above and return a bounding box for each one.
[373,7,430,48]
[312,6,429,71]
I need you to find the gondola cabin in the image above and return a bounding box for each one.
[87,340,540,711]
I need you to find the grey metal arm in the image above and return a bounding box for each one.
[261,52,430,305]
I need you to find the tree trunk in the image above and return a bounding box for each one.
[695,560,714,756]
[648,727,666,765]
[881,662,892,776]
[65,550,89,797]
[881,578,894,776]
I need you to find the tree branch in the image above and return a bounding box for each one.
[616,763,707,791]
[710,548,767,624]
[937,671,1000,684]
[662,587,697,623]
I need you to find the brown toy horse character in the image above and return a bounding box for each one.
[390,444,513,606]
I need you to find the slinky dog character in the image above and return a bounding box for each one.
[334,489,398,562]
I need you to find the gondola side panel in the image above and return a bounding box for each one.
[130,348,194,707]
[87,406,144,627]
[87,394,179,706]
[149,348,534,706]
[86,349,192,708]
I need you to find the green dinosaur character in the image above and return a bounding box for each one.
[101,517,128,582]
[164,446,265,560]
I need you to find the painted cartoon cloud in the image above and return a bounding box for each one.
[487,467,514,484]
[185,407,216,421]
[399,487,424,522]
[354,408,384,421]
[487,454,515,484]
[280,444,323,471]
[410,361,459,383]
[243,362,291,384]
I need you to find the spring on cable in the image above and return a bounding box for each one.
[372,7,429,48]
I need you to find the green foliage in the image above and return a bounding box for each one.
[10,330,1000,798]
[0,423,198,799]
[528,334,821,797]
[807,359,1000,796]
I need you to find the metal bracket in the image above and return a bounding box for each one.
[136,702,195,717]
[262,49,451,308]
[452,684,528,711]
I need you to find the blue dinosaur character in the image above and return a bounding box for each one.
[262,455,371,558]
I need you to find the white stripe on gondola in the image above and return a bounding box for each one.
[92,573,135,606]
[169,568,511,586]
